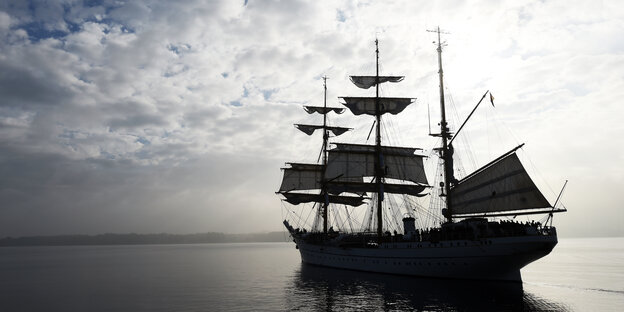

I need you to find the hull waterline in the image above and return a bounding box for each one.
[290,233,557,282]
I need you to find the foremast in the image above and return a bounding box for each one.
[277,78,356,234]
[374,39,383,241]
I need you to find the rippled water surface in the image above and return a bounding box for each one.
[0,237,622,311]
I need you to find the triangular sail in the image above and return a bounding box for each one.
[350,76,404,89]
[341,97,414,116]
[450,152,551,215]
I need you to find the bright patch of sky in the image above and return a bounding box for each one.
[0,0,622,237]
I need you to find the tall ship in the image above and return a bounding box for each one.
[277,29,567,282]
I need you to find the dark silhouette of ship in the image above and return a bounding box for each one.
[277,28,566,282]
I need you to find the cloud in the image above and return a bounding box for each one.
[0,0,622,236]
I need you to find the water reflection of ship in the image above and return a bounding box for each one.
[287,263,570,312]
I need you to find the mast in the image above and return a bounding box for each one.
[322,76,329,234]
[279,79,360,231]
[431,26,454,223]
[374,39,384,242]
[334,40,420,240]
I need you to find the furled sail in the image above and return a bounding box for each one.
[278,163,323,192]
[350,76,404,89]
[294,124,351,136]
[281,192,366,206]
[327,181,427,197]
[450,152,551,215]
[340,97,413,116]
[303,106,345,115]
[325,143,428,184]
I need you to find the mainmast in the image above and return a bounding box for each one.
[328,39,424,241]
[374,39,384,242]
[429,27,454,223]
[321,76,329,234]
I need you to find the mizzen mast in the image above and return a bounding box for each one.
[428,26,454,223]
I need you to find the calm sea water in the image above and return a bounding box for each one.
[0,237,622,311]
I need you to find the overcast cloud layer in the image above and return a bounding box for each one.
[0,0,622,237]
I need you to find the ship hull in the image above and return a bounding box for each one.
[292,234,557,282]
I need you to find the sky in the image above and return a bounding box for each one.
[0,0,622,237]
